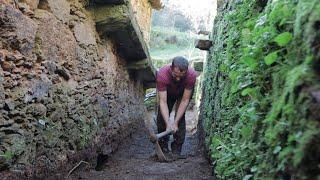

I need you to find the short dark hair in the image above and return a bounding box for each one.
[171,56,189,71]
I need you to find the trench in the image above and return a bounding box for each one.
[67,109,214,179]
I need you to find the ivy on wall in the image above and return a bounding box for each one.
[201,0,320,179]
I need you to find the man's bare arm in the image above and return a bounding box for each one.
[173,89,192,132]
[159,90,170,130]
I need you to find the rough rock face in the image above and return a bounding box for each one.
[130,0,152,42]
[0,0,152,178]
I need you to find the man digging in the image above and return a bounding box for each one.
[156,56,197,160]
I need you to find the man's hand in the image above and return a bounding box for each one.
[165,121,177,133]
[172,122,179,133]
[165,121,175,131]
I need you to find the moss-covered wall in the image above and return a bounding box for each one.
[0,0,152,178]
[201,0,320,179]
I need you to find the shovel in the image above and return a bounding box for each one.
[149,129,173,162]
[145,112,173,162]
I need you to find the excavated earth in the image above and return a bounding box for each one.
[68,110,214,180]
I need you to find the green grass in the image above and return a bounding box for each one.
[149,26,207,65]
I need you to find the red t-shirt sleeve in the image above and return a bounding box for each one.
[156,74,167,91]
[185,72,196,90]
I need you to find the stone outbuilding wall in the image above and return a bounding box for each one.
[0,0,155,178]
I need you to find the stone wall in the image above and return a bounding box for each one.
[130,0,152,42]
[0,0,152,178]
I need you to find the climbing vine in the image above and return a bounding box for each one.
[201,0,320,179]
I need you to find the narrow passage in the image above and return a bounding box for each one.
[69,109,214,180]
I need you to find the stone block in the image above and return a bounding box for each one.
[38,0,70,23]
[88,2,156,87]
[89,5,129,34]
[0,4,38,58]
[34,9,77,67]
[73,21,97,46]
[25,0,40,10]
[195,39,213,51]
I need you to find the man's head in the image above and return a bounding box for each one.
[170,56,189,82]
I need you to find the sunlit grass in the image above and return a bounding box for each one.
[149,26,206,61]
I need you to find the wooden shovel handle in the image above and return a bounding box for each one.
[149,129,173,143]
[156,129,173,139]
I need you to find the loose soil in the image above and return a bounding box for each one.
[69,109,214,180]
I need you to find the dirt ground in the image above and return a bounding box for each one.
[69,109,214,180]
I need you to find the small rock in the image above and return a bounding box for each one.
[26,103,47,117]
[50,110,64,122]
[25,10,35,17]
[51,75,61,84]
[9,73,16,79]
[0,119,14,126]
[15,60,25,67]
[12,74,22,80]
[17,2,34,16]
[8,110,24,119]
[0,51,5,63]
[23,61,33,68]
[3,71,11,77]
[1,61,15,71]
[35,69,42,74]
[55,66,70,80]
[70,4,86,19]
[13,117,25,124]
[12,67,22,74]
[17,2,29,12]
[4,99,15,111]
[1,110,8,116]
[43,61,57,74]
[6,54,16,61]
[25,0,40,11]
[20,69,29,76]
[26,72,36,80]
[13,51,25,61]
[27,123,34,130]
[3,78,19,89]
[15,74,22,80]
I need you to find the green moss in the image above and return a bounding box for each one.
[201,0,320,179]
[88,4,129,32]
[34,33,43,60]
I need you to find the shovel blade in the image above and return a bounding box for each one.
[155,141,168,162]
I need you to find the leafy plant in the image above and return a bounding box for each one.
[264,51,278,65]
[0,151,14,160]
[201,0,320,179]
[274,32,293,47]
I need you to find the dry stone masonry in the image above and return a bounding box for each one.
[0,0,156,178]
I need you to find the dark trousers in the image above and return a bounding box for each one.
[156,96,186,154]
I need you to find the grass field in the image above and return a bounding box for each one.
[149,26,207,67]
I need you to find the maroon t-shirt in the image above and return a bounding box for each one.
[156,65,197,97]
